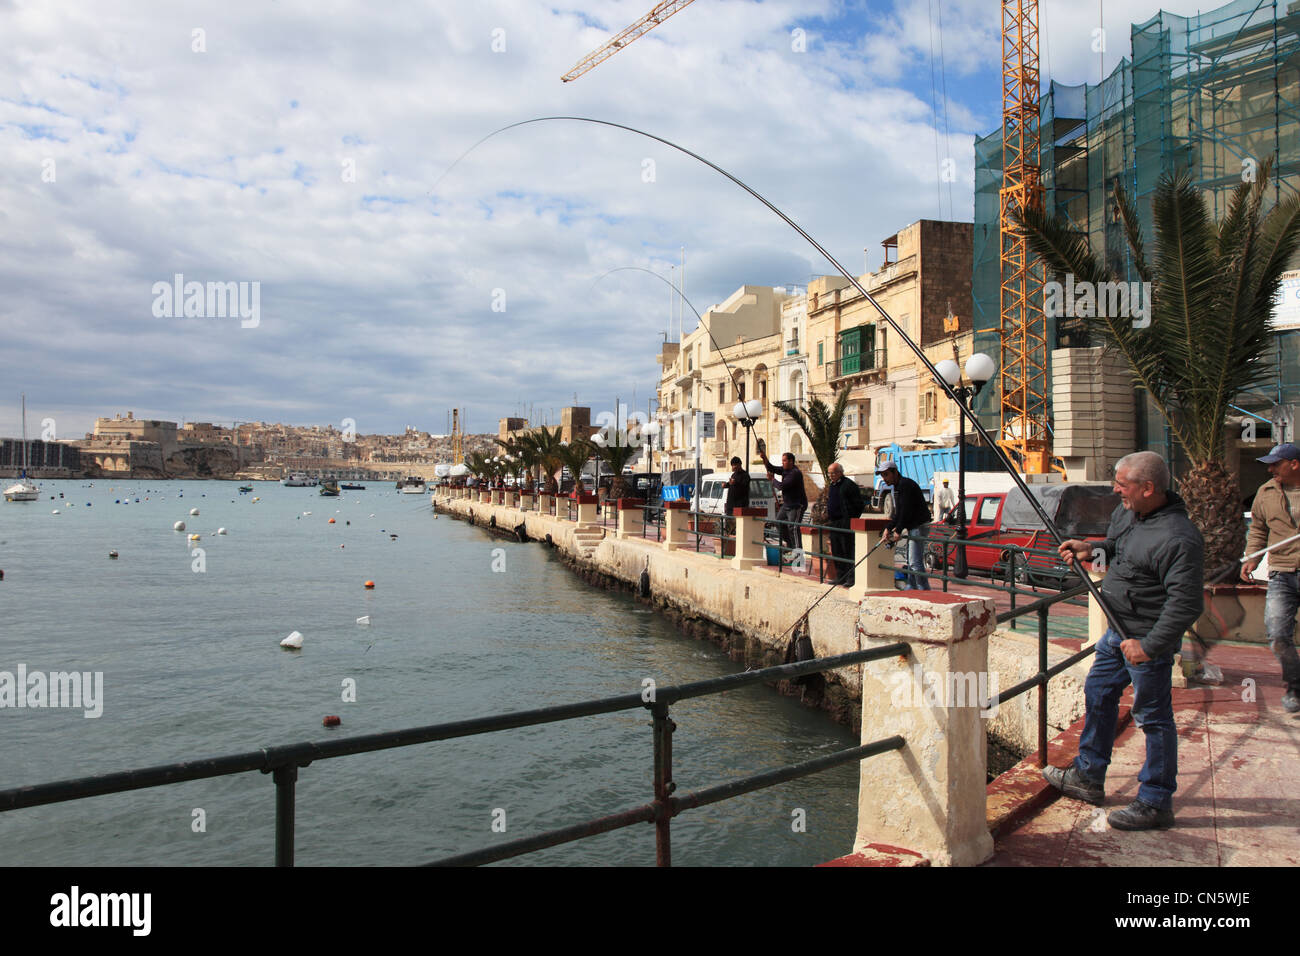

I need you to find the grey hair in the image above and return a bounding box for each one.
[1115,451,1170,492]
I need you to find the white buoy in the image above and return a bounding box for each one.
[217,528,227,535]
[51,510,60,515]
[280,630,304,650]
[189,508,199,516]
[356,616,371,626]
[173,521,186,531]
[303,511,312,516]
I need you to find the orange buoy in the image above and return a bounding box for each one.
[323,715,341,727]
[328,518,336,524]
[364,580,375,589]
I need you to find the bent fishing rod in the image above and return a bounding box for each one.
[434,116,1134,644]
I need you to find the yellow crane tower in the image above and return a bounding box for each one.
[566,1,1055,474]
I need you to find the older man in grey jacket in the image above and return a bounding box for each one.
[1042,451,1204,831]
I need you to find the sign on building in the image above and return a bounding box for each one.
[1272,271,1300,329]
[698,411,716,439]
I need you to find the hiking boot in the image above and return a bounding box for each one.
[1108,800,1175,831]
[1283,691,1300,714]
[1042,764,1104,805]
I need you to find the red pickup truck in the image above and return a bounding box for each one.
[924,483,1120,588]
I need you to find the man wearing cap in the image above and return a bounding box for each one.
[880,463,931,590]
[1242,442,1300,714]
[935,478,957,524]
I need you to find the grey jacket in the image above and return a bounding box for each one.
[1096,492,1204,660]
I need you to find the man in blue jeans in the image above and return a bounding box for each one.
[1240,442,1300,713]
[879,463,931,590]
[1045,452,1204,831]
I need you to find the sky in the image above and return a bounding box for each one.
[0,0,1220,440]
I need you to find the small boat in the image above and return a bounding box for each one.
[319,480,341,497]
[397,476,427,495]
[282,473,317,487]
[4,394,40,503]
[238,485,254,493]
[341,483,366,491]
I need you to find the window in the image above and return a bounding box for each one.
[817,342,824,366]
[899,396,908,428]
[924,391,938,422]
[759,380,767,401]
[846,412,856,428]
[977,497,1000,524]
[876,401,885,425]
[719,382,726,403]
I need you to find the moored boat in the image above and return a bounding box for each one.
[319,480,341,497]
[282,473,317,487]
[4,394,40,503]
[397,476,427,494]
[341,482,366,491]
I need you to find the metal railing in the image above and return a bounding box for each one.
[886,528,1095,767]
[0,646,910,867]
[764,515,843,585]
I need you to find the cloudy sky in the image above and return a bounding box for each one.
[0,0,1216,440]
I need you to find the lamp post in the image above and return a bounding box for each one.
[591,431,607,506]
[641,421,660,481]
[733,399,763,472]
[934,353,995,578]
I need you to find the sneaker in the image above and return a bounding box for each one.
[1108,799,1175,831]
[1042,764,1104,805]
[1283,691,1300,714]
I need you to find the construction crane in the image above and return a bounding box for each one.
[997,0,1053,474]
[566,0,1055,475]
[562,0,700,82]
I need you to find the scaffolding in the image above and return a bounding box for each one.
[973,0,1300,469]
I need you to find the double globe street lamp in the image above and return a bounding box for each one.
[933,352,996,579]
[733,399,764,470]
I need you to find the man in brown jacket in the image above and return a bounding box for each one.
[1242,442,1300,713]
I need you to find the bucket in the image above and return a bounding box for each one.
[765,544,780,566]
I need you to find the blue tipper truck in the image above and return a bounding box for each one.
[871,442,999,511]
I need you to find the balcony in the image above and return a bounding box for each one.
[674,368,700,389]
[829,347,887,387]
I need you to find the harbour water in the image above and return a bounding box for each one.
[0,480,859,866]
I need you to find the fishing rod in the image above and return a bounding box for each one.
[433,116,1134,644]
[1208,530,1300,585]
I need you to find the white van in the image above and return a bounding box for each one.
[691,471,777,518]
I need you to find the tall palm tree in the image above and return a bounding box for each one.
[523,426,563,494]
[1017,165,1300,572]
[773,388,852,523]
[554,439,594,495]
[597,434,639,500]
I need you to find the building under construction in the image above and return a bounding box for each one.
[973,0,1300,486]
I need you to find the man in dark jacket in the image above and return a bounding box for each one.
[1044,451,1204,831]
[879,463,931,590]
[723,456,750,515]
[757,440,807,553]
[827,463,865,586]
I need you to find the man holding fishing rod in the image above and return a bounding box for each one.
[1044,451,1204,831]
[1241,443,1300,714]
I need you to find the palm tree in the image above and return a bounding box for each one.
[522,426,563,494]
[774,388,852,523]
[554,439,594,496]
[597,434,639,500]
[1017,164,1300,572]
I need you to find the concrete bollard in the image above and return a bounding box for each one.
[616,498,646,539]
[504,490,517,508]
[731,507,768,571]
[848,517,894,601]
[538,493,554,515]
[663,501,690,551]
[519,492,533,511]
[854,591,997,866]
[575,493,598,527]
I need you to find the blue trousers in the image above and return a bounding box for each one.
[1264,571,1300,694]
[1073,628,1177,810]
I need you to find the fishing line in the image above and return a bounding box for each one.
[434,116,1131,643]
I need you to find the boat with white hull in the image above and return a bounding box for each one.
[397,476,427,494]
[4,394,40,502]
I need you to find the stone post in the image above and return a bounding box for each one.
[519,491,533,511]
[663,501,689,551]
[847,516,894,601]
[503,490,517,508]
[731,507,768,571]
[538,492,554,515]
[616,498,646,539]
[855,592,997,866]
[575,493,598,527]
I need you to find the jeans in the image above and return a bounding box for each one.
[1073,628,1177,810]
[1264,571,1300,694]
[776,503,805,553]
[903,526,931,590]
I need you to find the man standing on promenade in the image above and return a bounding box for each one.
[757,440,807,555]
[1045,451,1204,830]
[1240,443,1300,713]
[935,478,956,524]
[826,463,864,586]
[880,464,931,590]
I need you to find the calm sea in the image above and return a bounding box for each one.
[0,479,859,866]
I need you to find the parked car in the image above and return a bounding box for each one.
[924,483,1119,588]
[692,471,778,519]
